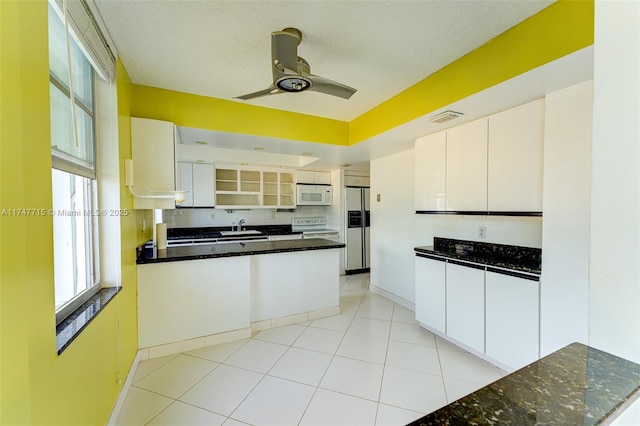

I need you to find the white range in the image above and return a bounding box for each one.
[292,217,340,241]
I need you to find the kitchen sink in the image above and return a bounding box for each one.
[219,230,262,236]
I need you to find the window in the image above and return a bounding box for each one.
[48,2,100,323]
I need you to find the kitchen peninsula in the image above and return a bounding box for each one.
[136,238,344,354]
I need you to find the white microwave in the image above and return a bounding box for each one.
[296,184,333,206]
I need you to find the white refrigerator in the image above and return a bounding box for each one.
[345,187,370,273]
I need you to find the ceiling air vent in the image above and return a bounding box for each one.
[429,110,463,124]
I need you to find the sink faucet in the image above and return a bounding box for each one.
[237,219,245,231]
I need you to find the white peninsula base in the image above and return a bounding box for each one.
[137,247,341,358]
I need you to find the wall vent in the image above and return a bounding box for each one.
[429,110,464,124]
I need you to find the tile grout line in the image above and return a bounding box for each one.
[296,274,366,425]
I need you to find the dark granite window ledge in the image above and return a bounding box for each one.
[56,287,120,355]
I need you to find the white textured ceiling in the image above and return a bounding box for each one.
[94,0,554,121]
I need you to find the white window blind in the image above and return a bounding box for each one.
[50,0,116,83]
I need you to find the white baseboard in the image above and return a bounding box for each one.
[369,284,415,312]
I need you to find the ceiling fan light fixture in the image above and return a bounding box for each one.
[429,110,464,124]
[276,76,311,93]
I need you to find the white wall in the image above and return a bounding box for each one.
[370,148,542,307]
[589,0,640,367]
[540,80,592,356]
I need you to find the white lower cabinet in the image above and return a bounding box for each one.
[415,254,541,370]
[446,262,485,353]
[485,271,540,370]
[415,256,446,334]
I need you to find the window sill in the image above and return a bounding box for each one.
[56,287,120,355]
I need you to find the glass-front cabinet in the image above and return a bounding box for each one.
[215,167,296,208]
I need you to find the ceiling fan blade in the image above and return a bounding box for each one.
[308,75,357,99]
[235,85,280,100]
[271,31,300,76]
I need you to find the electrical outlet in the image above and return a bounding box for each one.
[270,209,276,219]
[478,226,487,238]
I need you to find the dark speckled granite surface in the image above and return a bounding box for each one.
[415,237,541,275]
[408,342,640,425]
[137,238,345,264]
[167,225,299,239]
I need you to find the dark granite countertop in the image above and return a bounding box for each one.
[137,238,345,264]
[409,342,640,425]
[415,237,541,275]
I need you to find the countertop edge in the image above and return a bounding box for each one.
[414,246,541,275]
[137,240,345,264]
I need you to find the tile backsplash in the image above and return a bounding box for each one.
[163,206,338,230]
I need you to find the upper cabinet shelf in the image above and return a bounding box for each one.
[415,99,544,216]
[214,167,296,209]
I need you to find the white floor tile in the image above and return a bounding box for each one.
[435,335,465,352]
[134,354,218,399]
[253,324,306,346]
[340,290,365,305]
[375,403,424,426]
[300,389,377,426]
[268,347,332,386]
[309,314,354,332]
[337,333,389,364]
[115,386,173,426]
[340,301,359,316]
[185,339,248,363]
[292,326,344,354]
[180,364,262,416]
[391,305,419,325]
[361,292,394,308]
[231,376,315,426]
[386,340,442,375]
[438,349,502,385]
[222,418,251,426]
[320,356,384,401]
[224,339,288,373]
[356,303,394,321]
[341,276,370,292]
[147,401,226,426]
[390,322,437,347]
[347,316,392,339]
[380,366,447,414]
[132,354,179,383]
[443,376,486,403]
[114,284,514,426]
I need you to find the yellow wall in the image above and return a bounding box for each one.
[130,1,593,147]
[0,2,142,424]
[131,85,350,145]
[349,0,595,144]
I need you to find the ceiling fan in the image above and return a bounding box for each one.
[236,27,356,101]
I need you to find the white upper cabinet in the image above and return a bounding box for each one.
[488,100,544,212]
[176,162,216,208]
[192,163,215,207]
[131,117,176,209]
[446,118,488,211]
[296,171,331,185]
[414,131,446,211]
[176,162,194,207]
